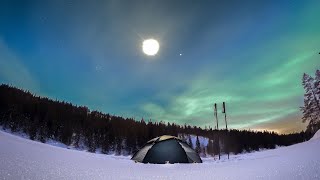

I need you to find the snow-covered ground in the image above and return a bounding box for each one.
[310,130,320,141]
[0,130,319,180]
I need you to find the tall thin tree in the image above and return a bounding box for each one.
[214,103,220,160]
[301,73,320,133]
[315,69,320,100]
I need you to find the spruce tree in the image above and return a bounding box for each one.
[195,135,201,154]
[213,135,220,156]
[301,73,320,133]
[115,137,122,155]
[315,70,320,100]
[207,139,214,156]
[188,135,193,148]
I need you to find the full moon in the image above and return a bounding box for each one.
[142,39,159,56]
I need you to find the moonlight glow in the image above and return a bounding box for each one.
[142,39,159,56]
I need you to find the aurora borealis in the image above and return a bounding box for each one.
[0,0,319,133]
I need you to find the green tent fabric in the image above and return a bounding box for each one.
[131,135,202,164]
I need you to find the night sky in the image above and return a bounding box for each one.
[0,0,319,133]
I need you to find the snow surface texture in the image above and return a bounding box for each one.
[310,129,320,140]
[1,130,320,180]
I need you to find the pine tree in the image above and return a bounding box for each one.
[213,135,220,156]
[115,137,122,155]
[188,135,193,148]
[195,135,201,154]
[315,70,320,100]
[301,73,320,133]
[207,139,214,156]
[101,133,109,154]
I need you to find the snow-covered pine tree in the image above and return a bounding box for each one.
[301,73,320,133]
[195,135,201,154]
[188,135,193,148]
[315,69,320,101]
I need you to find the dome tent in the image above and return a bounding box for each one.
[131,135,202,164]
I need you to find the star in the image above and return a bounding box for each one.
[95,65,102,71]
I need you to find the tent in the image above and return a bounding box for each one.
[131,135,202,164]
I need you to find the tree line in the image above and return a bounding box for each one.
[0,84,312,156]
[301,69,320,134]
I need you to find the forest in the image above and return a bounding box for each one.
[0,84,312,156]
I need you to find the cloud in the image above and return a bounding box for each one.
[0,38,39,92]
